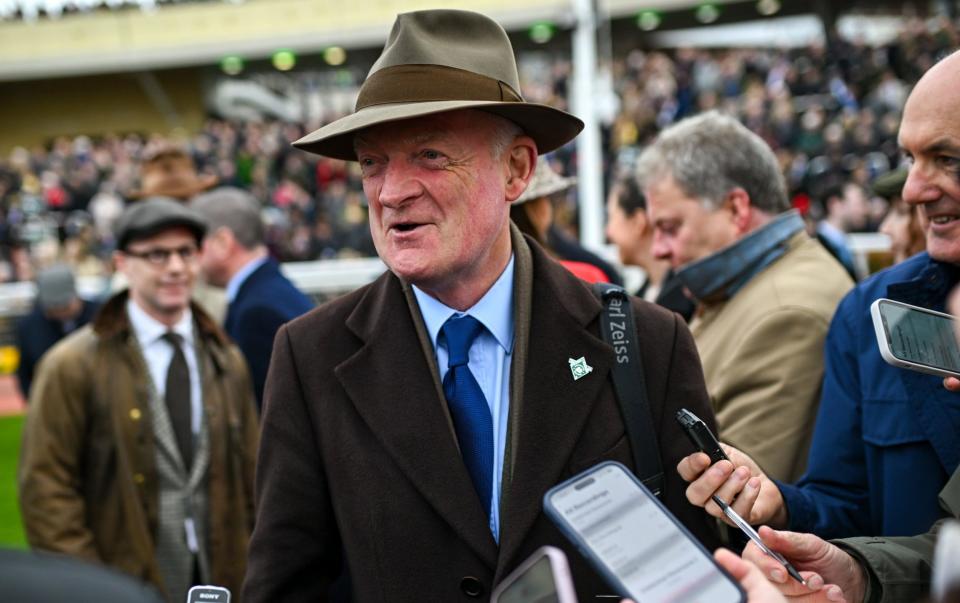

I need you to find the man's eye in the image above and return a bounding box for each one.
[421,150,444,161]
[937,156,960,171]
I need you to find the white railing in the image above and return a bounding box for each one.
[0,256,388,319]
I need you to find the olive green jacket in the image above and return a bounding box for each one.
[18,291,258,600]
[836,465,960,603]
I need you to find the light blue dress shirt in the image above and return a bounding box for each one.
[412,255,515,542]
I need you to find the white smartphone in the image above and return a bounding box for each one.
[870,298,960,379]
[491,546,578,603]
[543,461,745,603]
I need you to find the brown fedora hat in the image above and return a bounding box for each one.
[129,144,218,201]
[293,9,584,161]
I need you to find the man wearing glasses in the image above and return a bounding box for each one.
[19,197,259,602]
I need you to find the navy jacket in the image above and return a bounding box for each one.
[15,299,98,398]
[225,259,313,409]
[779,252,960,538]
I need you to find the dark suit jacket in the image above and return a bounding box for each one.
[244,236,719,602]
[15,299,98,398]
[225,259,313,408]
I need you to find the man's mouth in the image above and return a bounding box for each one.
[391,222,426,233]
[931,215,959,225]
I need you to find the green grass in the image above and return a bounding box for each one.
[0,414,25,548]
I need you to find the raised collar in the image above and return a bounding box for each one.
[887,253,960,311]
[677,209,805,304]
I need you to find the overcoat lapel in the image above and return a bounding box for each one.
[334,272,498,567]
[496,245,615,576]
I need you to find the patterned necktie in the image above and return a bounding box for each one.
[162,332,193,470]
[441,314,494,517]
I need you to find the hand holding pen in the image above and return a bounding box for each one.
[675,410,802,584]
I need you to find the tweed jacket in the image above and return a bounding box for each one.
[18,291,258,601]
[244,232,720,602]
[691,232,853,482]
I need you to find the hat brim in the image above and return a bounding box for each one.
[128,174,219,201]
[514,176,578,204]
[118,216,208,250]
[293,100,584,161]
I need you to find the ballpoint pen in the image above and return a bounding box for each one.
[713,495,806,585]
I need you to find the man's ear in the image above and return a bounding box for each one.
[725,188,753,234]
[205,226,233,257]
[504,136,538,203]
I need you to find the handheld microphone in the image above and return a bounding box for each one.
[187,585,231,603]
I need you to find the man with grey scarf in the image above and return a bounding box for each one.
[637,111,853,483]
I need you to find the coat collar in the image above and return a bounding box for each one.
[334,228,613,572]
[93,290,232,375]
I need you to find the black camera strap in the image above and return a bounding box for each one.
[592,283,664,497]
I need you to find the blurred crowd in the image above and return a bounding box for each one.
[0,17,957,286]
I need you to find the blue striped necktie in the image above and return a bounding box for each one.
[441,314,494,517]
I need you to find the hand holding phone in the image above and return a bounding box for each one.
[544,461,746,603]
[491,546,577,603]
[871,298,960,379]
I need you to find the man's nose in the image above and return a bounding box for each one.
[166,250,188,272]
[651,231,671,261]
[378,163,422,208]
[902,163,941,206]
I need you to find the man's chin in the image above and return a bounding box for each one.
[926,242,960,266]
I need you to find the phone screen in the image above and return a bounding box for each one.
[496,555,561,603]
[878,300,960,372]
[547,464,742,603]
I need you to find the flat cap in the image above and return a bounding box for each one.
[114,197,207,250]
[36,263,77,310]
[872,168,908,199]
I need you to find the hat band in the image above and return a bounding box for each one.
[356,64,523,110]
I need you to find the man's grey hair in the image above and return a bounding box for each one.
[635,111,789,214]
[486,113,524,159]
[190,187,265,249]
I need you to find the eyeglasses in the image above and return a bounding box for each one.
[123,245,198,266]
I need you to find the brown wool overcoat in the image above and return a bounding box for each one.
[244,235,720,602]
[18,292,259,600]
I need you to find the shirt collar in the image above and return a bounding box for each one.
[412,255,515,354]
[226,256,269,303]
[127,297,194,347]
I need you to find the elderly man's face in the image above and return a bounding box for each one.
[355,111,517,302]
[899,62,960,265]
[645,175,740,270]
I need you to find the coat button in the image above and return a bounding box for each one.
[130,408,141,421]
[460,576,483,598]
[133,473,145,485]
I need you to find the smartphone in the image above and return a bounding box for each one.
[870,298,960,379]
[187,586,230,603]
[544,461,746,603]
[491,546,578,603]
[676,409,727,464]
